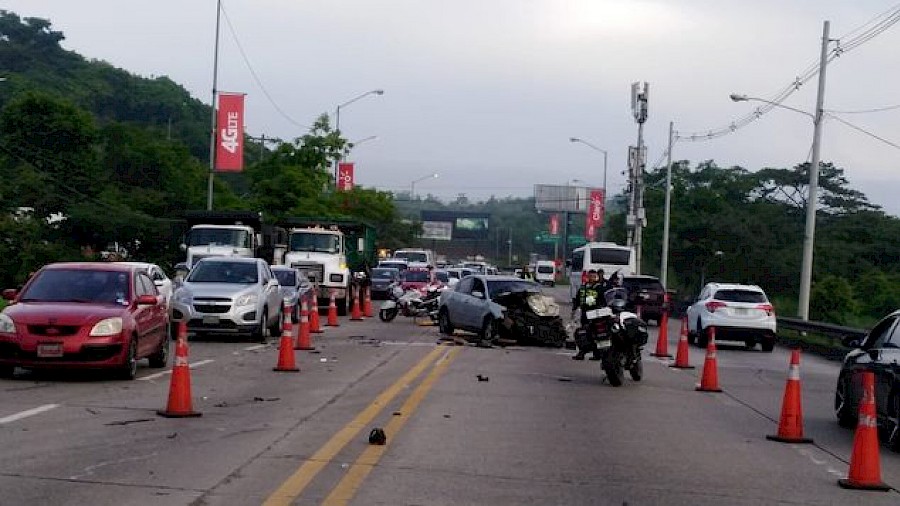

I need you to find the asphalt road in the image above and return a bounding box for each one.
[1,290,898,505]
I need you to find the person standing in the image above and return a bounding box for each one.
[571,269,604,360]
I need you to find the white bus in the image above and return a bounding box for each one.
[568,242,636,295]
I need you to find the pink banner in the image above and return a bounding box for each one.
[585,189,605,241]
[549,214,559,236]
[215,92,245,172]
[337,162,355,191]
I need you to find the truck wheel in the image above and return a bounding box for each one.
[337,297,348,316]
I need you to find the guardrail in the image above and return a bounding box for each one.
[776,316,868,340]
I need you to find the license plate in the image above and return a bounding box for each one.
[596,340,612,349]
[202,315,220,325]
[586,308,611,319]
[37,343,64,358]
[733,308,749,316]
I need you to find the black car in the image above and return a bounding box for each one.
[370,267,400,300]
[834,309,900,451]
[620,275,668,324]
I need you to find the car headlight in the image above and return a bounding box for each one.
[174,289,193,304]
[235,293,258,306]
[90,317,123,337]
[0,313,16,334]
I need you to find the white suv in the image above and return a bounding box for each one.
[686,283,776,352]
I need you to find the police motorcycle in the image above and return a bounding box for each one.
[579,287,649,387]
[379,283,443,322]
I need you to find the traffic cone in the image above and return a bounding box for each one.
[838,371,890,491]
[363,286,374,318]
[326,289,340,327]
[670,316,695,369]
[273,307,300,372]
[767,349,813,444]
[650,301,672,358]
[157,321,201,418]
[309,286,323,334]
[295,296,315,351]
[350,286,364,321]
[696,326,723,392]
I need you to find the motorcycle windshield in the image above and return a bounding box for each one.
[604,287,628,305]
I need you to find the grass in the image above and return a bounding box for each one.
[0,299,6,312]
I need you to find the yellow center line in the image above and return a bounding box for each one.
[322,346,461,506]
[262,345,448,506]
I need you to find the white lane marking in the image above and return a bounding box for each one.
[243,344,269,351]
[137,359,215,381]
[0,404,60,424]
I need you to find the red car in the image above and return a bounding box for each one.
[400,268,433,293]
[0,262,170,380]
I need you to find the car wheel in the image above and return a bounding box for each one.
[760,337,775,352]
[835,374,857,429]
[252,308,268,342]
[118,336,138,380]
[696,320,709,348]
[269,307,283,337]
[438,309,454,335]
[888,394,900,452]
[687,322,697,345]
[479,318,498,347]
[0,364,14,378]
[148,327,170,368]
[337,297,348,316]
[745,340,757,351]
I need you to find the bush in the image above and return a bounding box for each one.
[853,271,900,319]
[810,275,856,325]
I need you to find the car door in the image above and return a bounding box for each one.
[133,273,158,356]
[867,317,900,420]
[450,277,475,329]
[150,265,172,307]
[261,263,280,321]
[851,315,898,416]
[468,278,490,329]
[688,285,711,333]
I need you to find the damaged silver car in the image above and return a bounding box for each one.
[437,275,567,347]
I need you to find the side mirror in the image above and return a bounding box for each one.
[179,243,187,252]
[471,290,484,299]
[2,288,17,301]
[841,335,862,349]
[136,294,158,305]
[153,280,164,287]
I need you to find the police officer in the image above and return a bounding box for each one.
[571,269,604,360]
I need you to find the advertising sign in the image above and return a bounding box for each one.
[585,189,605,241]
[420,210,490,240]
[215,92,245,172]
[421,221,453,241]
[549,214,559,236]
[337,162,354,191]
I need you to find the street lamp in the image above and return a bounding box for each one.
[334,90,384,188]
[410,173,439,200]
[731,91,825,321]
[569,137,609,240]
[350,135,377,148]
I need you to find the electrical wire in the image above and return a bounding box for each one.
[827,103,900,114]
[219,2,311,132]
[826,113,900,151]
[675,4,900,142]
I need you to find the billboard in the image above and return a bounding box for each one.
[420,210,490,240]
[534,184,591,213]
[421,221,453,241]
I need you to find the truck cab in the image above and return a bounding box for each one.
[182,211,266,269]
[284,227,351,314]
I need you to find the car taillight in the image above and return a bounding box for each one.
[705,301,727,313]
[757,303,774,316]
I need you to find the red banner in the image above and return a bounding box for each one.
[337,162,355,191]
[585,189,605,241]
[215,92,245,172]
[549,214,559,236]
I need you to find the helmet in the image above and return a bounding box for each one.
[609,298,627,313]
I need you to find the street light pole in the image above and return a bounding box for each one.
[333,89,384,187]
[661,121,674,288]
[568,138,609,240]
[206,0,222,211]
[410,173,439,200]
[507,228,513,267]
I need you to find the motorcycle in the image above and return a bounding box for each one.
[579,287,649,387]
[379,284,443,322]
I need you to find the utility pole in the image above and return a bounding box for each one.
[798,21,831,321]
[507,228,513,267]
[206,0,222,211]
[661,121,674,287]
[629,82,649,274]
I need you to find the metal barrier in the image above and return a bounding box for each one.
[777,317,867,340]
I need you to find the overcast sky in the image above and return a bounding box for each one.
[7,0,900,216]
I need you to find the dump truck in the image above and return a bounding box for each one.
[181,211,286,269]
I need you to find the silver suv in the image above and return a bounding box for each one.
[170,257,283,341]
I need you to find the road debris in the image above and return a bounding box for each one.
[104,418,154,426]
[476,374,489,382]
[368,428,387,445]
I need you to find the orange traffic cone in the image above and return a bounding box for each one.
[767,349,813,443]
[309,286,323,334]
[273,307,300,372]
[158,321,201,418]
[350,286,364,321]
[838,371,890,491]
[670,316,695,369]
[326,289,340,327]
[363,286,374,318]
[650,300,672,358]
[295,296,315,351]
[696,326,723,392]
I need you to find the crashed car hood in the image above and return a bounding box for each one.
[493,290,560,317]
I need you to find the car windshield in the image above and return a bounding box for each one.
[435,271,449,283]
[274,270,296,287]
[537,265,554,274]
[403,270,430,283]
[20,269,130,305]
[379,262,407,271]
[289,232,340,253]
[395,252,428,263]
[188,262,258,284]
[625,278,663,291]
[188,227,251,248]
[714,289,767,303]
[372,268,397,279]
[487,280,540,299]
[590,247,631,265]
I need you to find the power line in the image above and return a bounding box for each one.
[827,113,900,151]
[220,2,311,132]
[827,103,900,114]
